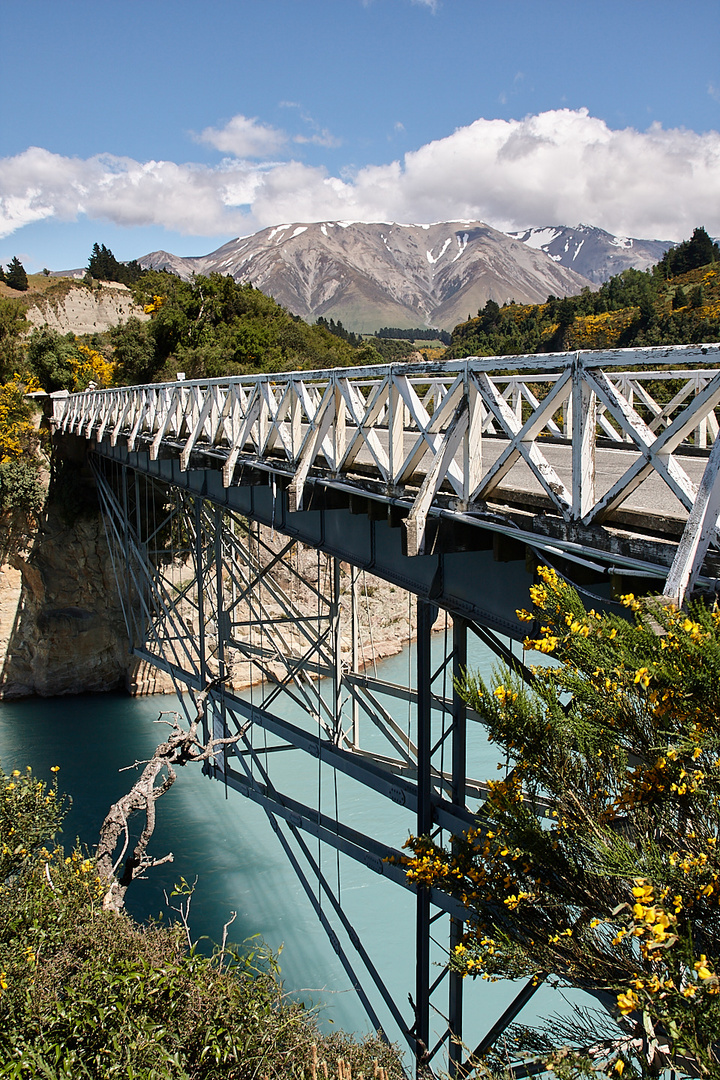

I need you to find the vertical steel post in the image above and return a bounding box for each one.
[350,564,360,748]
[416,598,434,1076]
[214,505,227,778]
[133,471,147,646]
[195,497,208,737]
[448,615,467,1075]
[120,465,135,648]
[331,557,342,745]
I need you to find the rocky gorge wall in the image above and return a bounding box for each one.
[24,282,150,336]
[0,508,132,699]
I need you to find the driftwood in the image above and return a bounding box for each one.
[96,680,245,913]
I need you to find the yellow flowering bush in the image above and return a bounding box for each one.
[0,376,45,548]
[70,341,115,388]
[403,568,720,1077]
[143,294,166,315]
[0,377,39,464]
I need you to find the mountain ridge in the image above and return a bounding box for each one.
[139,220,591,333]
[507,224,673,284]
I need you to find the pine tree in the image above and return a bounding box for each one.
[5,257,28,292]
[87,243,143,285]
[656,226,719,279]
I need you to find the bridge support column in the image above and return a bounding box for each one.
[195,498,208,740]
[415,599,434,1076]
[448,615,467,1077]
[214,505,228,780]
[331,557,342,745]
[350,565,360,748]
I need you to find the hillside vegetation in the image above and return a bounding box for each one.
[111,270,387,384]
[0,268,391,394]
[446,227,720,359]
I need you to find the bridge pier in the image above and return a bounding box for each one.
[95,455,542,1074]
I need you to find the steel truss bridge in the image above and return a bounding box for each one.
[53,344,720,1077]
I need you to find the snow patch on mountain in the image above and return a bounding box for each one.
[508,224,672,284]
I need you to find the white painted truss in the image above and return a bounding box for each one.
[52,344,720,602]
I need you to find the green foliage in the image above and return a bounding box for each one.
[118,271,370,384]
[445,227,720,359]
[26,329,80,393]
[22,330,113,394]
[0,459,44,518]
[0,298,28,385]
[375,326,451,345]
[4,257,28,293]
[109,317,157,385]
[0,764,401,1078]
[315,316,360,345]
[369,337,419,361]
[404,569,720,1077]
[87,243,144,287]
[0,378,45,552]
[655,227,720,280]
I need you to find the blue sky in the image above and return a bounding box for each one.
[2,0,719,272]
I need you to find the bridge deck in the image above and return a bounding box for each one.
[53,343,720,603]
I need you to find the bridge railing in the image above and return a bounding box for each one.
[53,344,720,573]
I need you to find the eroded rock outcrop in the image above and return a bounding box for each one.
[0,509,131,699]
[25,282,150,336]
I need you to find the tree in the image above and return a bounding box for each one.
[96,682,243,914]
[26,327,79,392]
[87,242,143,285]
[656,227,720,279]
[403,567,720,1077]
[5,256,28,292]
[110,316,159,384]
[0,297,28,382]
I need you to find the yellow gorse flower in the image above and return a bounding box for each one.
[694,955,714,980]
[616,989,639,1015]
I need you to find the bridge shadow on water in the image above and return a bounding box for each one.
[0,634,597,1073]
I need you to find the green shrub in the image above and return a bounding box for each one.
[0,459,44,517]
[0,765,402,1079]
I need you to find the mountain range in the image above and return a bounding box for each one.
[138,220,675,333]
[507,224,671,285]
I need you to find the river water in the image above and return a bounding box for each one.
[0,636,581,1067]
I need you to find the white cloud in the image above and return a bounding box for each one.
[0,147,263,239]
[196,115,287,158]
[294,129,341,149]
[2,110,720,244]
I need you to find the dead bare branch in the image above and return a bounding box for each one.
[96,679,245,913]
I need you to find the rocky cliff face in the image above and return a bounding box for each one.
[25,282,150,336]
[0,509,132,699]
